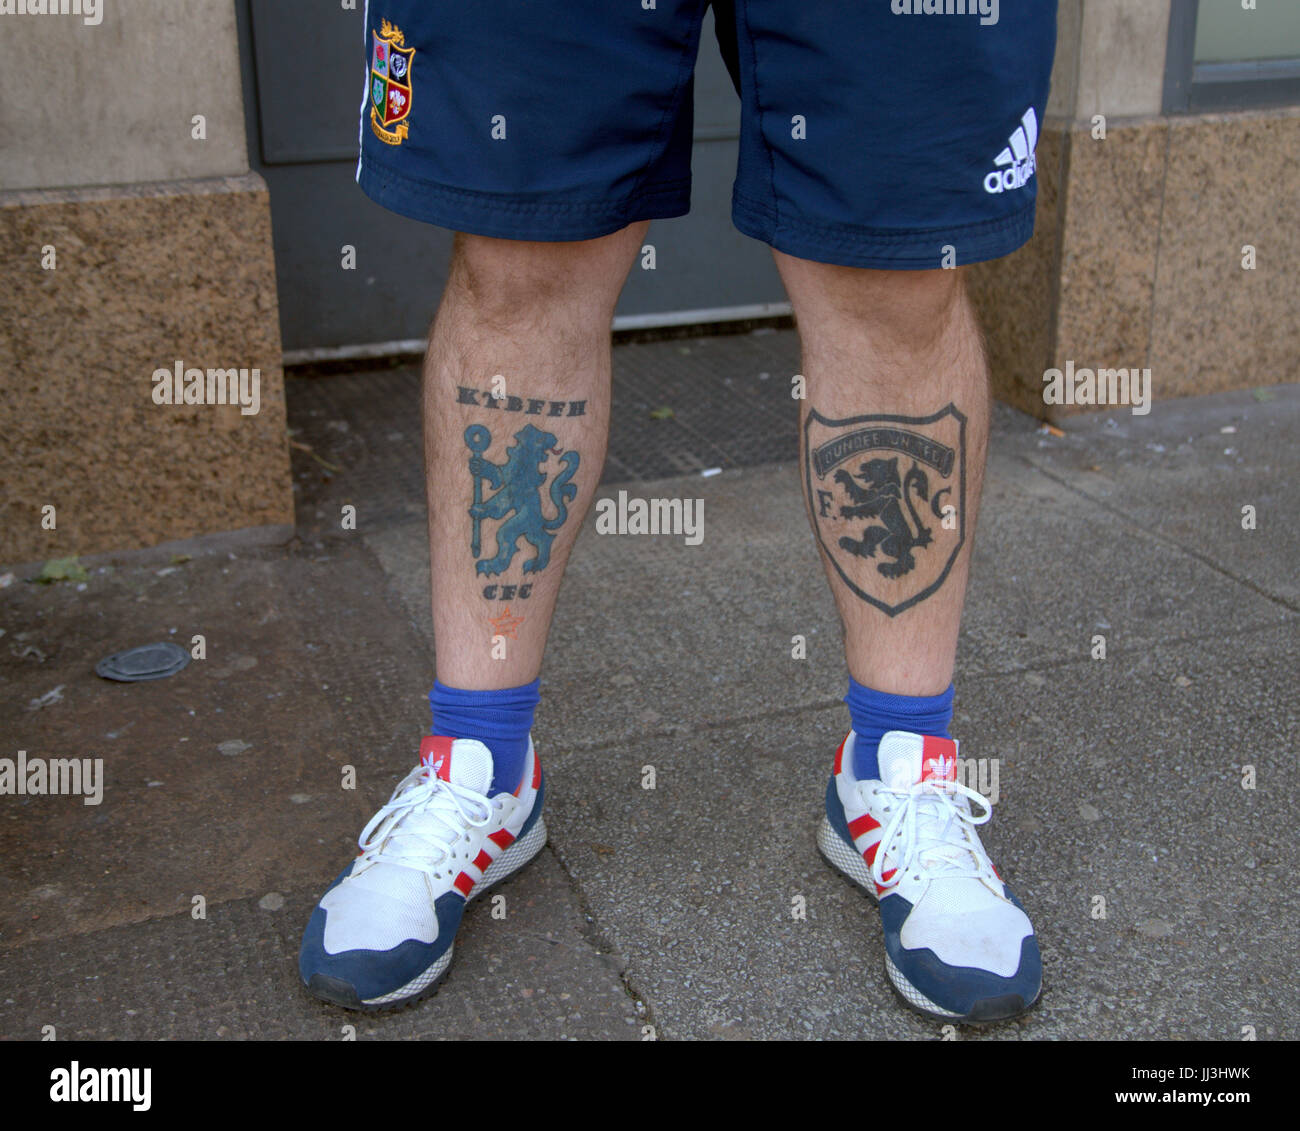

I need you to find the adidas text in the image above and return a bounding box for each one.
[984,107,1038,194]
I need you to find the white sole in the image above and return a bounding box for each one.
[816,816,963,1019]
[360,816,548,1008]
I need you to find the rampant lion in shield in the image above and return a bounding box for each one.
[834,457,934,579]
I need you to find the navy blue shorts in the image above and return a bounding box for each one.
[357,1,1057,269]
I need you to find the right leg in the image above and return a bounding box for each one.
[299,226,644,1010]
[304,0,704,1009]
[424,223,647,689]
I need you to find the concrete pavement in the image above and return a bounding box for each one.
[2,331,1295,1040]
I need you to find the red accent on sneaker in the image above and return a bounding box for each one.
[419,735,456,781]
[472,850,492,873]
[848,813,880,840]
[920,736,958,784]
[510,747,539,798]
[488,829,515,850]
[453,872,474,896]
[833,735,848,776]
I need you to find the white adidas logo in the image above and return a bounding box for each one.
[983,108,1037,195]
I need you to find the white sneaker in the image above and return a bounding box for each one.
[299,735,546,1010]
[818,730,1041,1022]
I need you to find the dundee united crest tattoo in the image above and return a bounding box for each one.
[804,404,966,616]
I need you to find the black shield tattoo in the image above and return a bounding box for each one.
[805,404,967,617]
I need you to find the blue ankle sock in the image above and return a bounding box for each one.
[428,678,540,795]
[846,678,955,781]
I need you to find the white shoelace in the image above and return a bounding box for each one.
[868,776,996,891]
[356,764,495,883]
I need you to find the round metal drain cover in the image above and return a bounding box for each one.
[95,642,191,682]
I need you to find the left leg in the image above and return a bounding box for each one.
[716,0,1057,1023]
[783,256,1041,1024]
[776,258,987,697]
[780,254,1040,1022]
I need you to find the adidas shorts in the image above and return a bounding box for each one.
[357,1,1057,269]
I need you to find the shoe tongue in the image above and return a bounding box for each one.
[876,731,960,790]
[418,736,494,794]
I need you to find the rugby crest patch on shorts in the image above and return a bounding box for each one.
[370,19,414,146]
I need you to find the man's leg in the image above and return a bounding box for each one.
[425,225,646,689]
[782,256,1041,1024]
[301,0,710,1009]
[299,225,645,1009]
[420,224,645,797]
[775,258,986,697]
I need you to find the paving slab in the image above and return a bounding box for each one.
[0,541,635,1038]
[995,385,1300,608]
[0,856,640,1041]
[0,542,434,946]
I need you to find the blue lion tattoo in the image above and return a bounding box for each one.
[466,423,580,576]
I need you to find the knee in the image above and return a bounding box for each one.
[782,256,967,354]
[449,226,642,328]
[859,269,964,345]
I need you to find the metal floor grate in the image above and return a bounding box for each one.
[286,327,803,536]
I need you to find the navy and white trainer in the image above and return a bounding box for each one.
[818,730,1041,1023]
[299,735,546,1010]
